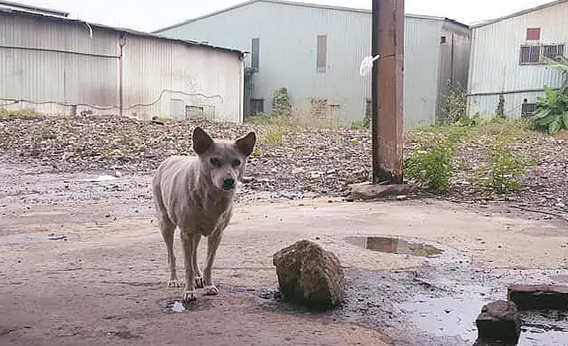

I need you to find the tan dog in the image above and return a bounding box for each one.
[152,126,256,302]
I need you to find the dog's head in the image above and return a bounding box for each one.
[192,126,256,192]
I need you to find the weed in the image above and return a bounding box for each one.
[473,135,532,193]
[261,126,284,146]
[34,128,56,141]
[349,116,370,130]
[495,94,505,118]
[404,127,465,192]
[440,82,467,124]
[0,107,40,119]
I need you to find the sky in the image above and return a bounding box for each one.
[9,0,555,32]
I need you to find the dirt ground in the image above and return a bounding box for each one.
[1,161,568,346]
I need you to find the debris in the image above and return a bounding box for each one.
[350,182,416,201]
[475,300,521,345]
[272,240,345,311]
[507,284,568,311]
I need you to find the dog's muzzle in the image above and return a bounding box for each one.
[222,178,236,191]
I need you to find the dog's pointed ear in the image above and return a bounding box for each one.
[235,131,257,157]
[192,127,213,155]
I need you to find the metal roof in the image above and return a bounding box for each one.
[152,0,469,33]
[472,0,568,28]
[0,4,244,56]
[0,0,69,17]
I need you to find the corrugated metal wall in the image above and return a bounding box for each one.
[0,12,119,115]
[158,2,471,128]
[0,12,244,122]
[122,36,243,121]
[467,1,568,118]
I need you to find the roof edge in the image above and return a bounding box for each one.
[1,8,244,57]
[472,0,568,28]
[152,0,469,33]
[0,0,69,17]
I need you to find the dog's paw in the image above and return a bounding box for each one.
[204,285,219,296]
[182,289,197,302]
[195,276,204,289]
[167,279,182,288]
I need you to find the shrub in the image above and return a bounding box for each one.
[473,135,532,193]
[272,87,292,116]
[404,128,465,192]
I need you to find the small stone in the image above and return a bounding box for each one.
[507,284,568,310]
[475,300,521,344]
[273,240,345,311]
[396,195,407,201]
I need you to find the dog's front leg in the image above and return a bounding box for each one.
[181,232,198,302]
[203,230,223,296]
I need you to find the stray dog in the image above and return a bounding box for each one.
[152,126,256,302]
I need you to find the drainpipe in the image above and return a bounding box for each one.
[118,33,127,117]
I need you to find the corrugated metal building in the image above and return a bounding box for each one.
[0,1,245,122]
[467,0,568,118]
[154,0,471,128]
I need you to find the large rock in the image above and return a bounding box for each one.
[475,300,521,345]
[272,240,345,310]
[508,284,568,311]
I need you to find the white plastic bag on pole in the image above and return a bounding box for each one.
[359,55,380,76]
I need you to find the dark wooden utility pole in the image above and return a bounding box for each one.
[371,0,404,184]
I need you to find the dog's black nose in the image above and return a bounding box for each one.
[223,178,235,190]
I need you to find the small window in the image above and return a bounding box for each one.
[251,38,260,72]
[316,35,327,73]
[440,36,447,44]
[250,98,264,115]
[185,105,204,120]
[521,99,537,117]
[543,44,565,60]
[526,28,541,41]
[519,45,541,64]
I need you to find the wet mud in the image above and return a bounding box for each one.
[222,237,568,346]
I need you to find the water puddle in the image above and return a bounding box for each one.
[161,298,213,313]
[400,295,568,345]
[345,236,443,257]
[0,232,79,246]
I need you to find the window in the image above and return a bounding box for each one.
[520,44,565,65]
[250,98,264,116]
[526,28,541,41]
[251,38,260,72]
[440,36,447,44]
[185,105,204,120]
[316,35,327,73]
[519,45,541,64]
[543,44,565,60]
[521,99,537,117]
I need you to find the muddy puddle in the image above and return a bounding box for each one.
[345,236,443,257]
[221,236,568,346]
[0,232,79,246]
[160,298,214,313]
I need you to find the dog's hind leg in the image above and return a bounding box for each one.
[192,234,204,288]
[203,232,223,296]
[181,231,199,302]
[159,215,181,288]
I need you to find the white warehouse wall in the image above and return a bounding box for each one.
[467,1,568,118]
[157,1,470,128]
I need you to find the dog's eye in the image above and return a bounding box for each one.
[232,159,241,167]
[210,158,222,167]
